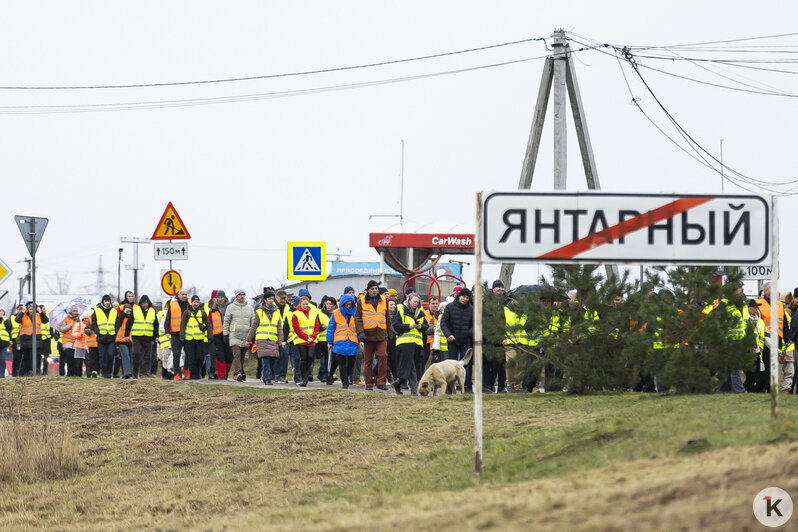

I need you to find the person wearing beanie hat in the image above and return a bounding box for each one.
[355,280,391,390]
[299,288,311,300]
[491,280,505,296]
[205,290,228,379]
[130,294,158,379]
[292,295,301,306]
[179,294,212,379]
[223,287,256,381]
[270,288,292,384]
[405,287,416,295]
[290,291,322,387]
[388,289,397,297]
[379,287,389,295]
[440,283,474,392]
[343,286,355,296]
[246,290,283,385]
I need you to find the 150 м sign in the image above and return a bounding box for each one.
[482,192,769,264]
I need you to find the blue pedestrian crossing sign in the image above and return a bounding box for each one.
[287,242,327,281]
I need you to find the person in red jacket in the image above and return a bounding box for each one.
[291,294,320,387]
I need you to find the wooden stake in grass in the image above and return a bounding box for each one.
[474,191,484,475]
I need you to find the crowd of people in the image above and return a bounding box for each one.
[1,277,795,395]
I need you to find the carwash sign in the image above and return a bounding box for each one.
[482,192,770,264]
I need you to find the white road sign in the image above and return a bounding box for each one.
[742,264,774,281]
[483,192,770,265]
[153,242,188,261]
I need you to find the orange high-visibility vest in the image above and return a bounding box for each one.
[169,300,183,333]
[358,295,387,330]
[116,316,132,343]
[332,309,358,344]
[19,313,42,336]
[757,298,785,338]
[62,316,77,343]
[209,308,223,335]
[85,317,98,349]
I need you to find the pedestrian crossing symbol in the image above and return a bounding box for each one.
[287,242,327,281]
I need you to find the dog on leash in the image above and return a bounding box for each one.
[418,349,472,396]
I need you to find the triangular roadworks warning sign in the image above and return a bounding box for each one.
[294,248,321,272]
[151,202,191,240]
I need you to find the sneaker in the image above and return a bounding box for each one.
[299,381,308,387]
[482,386,494,394]
[353,380,364,386]
[342,384,349,390]
[376,384,389,391]
[365,385,373,391]
[263,380,273,385]
[236,374,244,382]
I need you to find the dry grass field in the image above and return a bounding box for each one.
[1,377,797,531]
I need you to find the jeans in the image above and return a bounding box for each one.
[290,344,301,382]
[98,342,116,376]
[447,342,472,390]
[260,357,276,381]
[117,343,132,378]
[316,342,328,380]
[275,344,289,380]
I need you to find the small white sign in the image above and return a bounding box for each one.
[153,242,188,261]
[742,264,775,281]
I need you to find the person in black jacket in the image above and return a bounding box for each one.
[440,287,474,392]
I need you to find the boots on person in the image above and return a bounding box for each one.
[392,379,403,395]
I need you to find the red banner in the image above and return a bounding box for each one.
[369,233,474,249]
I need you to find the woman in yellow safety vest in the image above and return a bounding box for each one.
[246,290,283,385]
[290,294,320,387]
[180,295,212,380]
[390,292,429,395]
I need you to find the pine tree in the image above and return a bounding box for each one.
[481,265,755,394]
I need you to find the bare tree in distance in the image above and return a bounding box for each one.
[45,272,71,295]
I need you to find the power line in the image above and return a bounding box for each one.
[0,53,556,115]
[0,37,546,90]
[567,33,798,195]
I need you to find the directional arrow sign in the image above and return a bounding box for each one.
[161,269,183,296]
[154,242,188,261]
[14,215,49,256]
[0,257,12,286]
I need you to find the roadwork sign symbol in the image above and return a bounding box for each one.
[151,202,191,240]
[287,242,326,281]
[161,269,183,296]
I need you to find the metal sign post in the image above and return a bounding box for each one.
[473,192,484,475]
[769,197,779,418]
[15,215,49,375]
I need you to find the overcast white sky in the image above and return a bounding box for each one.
[1,1,796,304]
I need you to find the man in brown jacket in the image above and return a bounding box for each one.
[355,280,391,390]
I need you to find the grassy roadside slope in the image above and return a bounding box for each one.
[1,378,797,531]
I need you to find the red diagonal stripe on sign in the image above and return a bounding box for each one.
[539,197,714,259]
